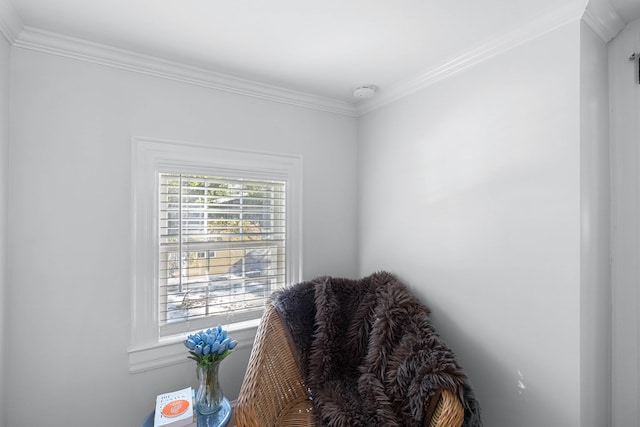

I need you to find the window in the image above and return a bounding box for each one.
[159,173,286,335]
[130,137,302,372]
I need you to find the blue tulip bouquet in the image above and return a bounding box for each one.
[184,325,238,367]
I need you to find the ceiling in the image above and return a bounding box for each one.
[610,0,640,21]
[4,0,640,105]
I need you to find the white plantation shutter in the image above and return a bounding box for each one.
[159,173,286,333]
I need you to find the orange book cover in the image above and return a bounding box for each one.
[154,387,195,427]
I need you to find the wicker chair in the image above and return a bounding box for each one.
[235,304,465,427]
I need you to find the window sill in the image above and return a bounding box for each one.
[128,319,259,374]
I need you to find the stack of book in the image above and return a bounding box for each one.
[153,387,196,427]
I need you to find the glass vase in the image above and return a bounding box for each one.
[195,362,223,415]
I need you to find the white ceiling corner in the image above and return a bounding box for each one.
[0,0,23,43]
[584,0,626,42]
[13,26,359,116]
[357,1,589,115]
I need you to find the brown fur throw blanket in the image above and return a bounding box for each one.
[272,271,482,427]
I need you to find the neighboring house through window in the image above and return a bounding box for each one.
[129,137,302,372]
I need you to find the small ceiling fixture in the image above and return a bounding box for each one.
[353,85,377,99]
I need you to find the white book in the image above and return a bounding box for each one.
[154,387,196,427]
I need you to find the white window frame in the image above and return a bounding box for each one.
[129,137,302,373]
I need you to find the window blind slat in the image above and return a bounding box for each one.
[158,172,287,326]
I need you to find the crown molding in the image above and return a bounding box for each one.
[3,1,619,118]
[13,27,358,117]
[356,2,588,116]
[583,0,625,43]
[0,0,23,44]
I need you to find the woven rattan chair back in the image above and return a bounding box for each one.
[235,304,464,427]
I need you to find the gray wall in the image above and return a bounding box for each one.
[0,29,9,427]
[579,20,611,427]
[6,47,359,426]
[610,17,640,427]
[357,22,605,426]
